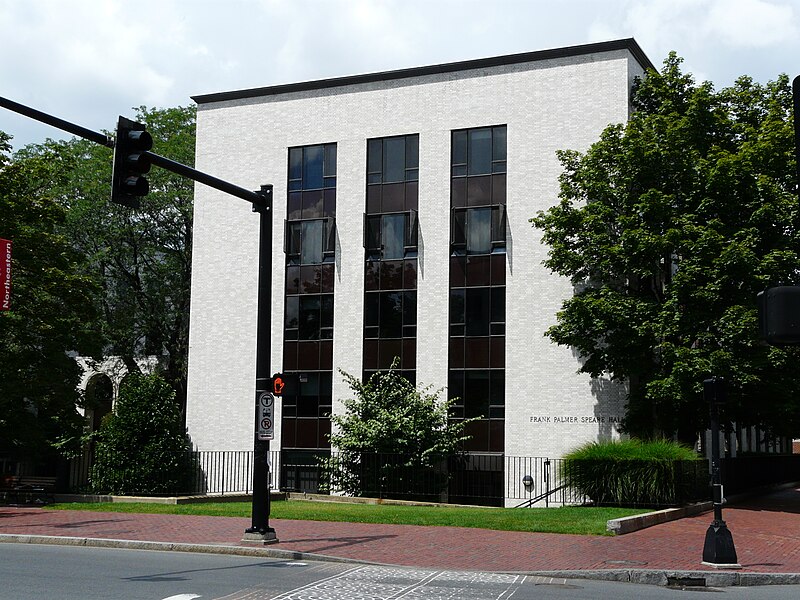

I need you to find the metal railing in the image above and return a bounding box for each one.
[68,449,280,497]
[66,449,709,507]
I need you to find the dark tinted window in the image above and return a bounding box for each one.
[382,213,405,260]
[467,208,492,254]
[299,296,321,340]
[364,290,417,339]
[289,148,303,185]
[301,220,323,265]
[451,126,506,177]
[288,143,337,191]
[465,288,490,336]
[384,137,405,183]
[367,134,419,184]
[303,146,324,189]
[468,128,492,175]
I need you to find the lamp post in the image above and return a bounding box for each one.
[701,376,739,568]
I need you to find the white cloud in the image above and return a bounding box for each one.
[587,0,800,84]
[706,0,798,47]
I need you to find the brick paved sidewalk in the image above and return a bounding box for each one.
[2,486,800,574]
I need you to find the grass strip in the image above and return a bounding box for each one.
[48,500,649,536]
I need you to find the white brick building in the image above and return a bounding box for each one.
[186,39,653,505]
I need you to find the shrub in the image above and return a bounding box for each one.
[320,361,475,499]
[562,439,706,507]
[90,373,195,495]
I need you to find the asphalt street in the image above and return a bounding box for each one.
[3,543,800,600]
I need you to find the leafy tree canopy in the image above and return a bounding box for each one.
[18,105,196,408]
[531,54,800,442]
[0,130,102,461]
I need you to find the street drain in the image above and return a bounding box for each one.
[666,576,724,592]
[667,577,706,587]
[604,559,649,566]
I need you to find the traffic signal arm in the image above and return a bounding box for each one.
[0,96,113,148]
[146,152,269,206]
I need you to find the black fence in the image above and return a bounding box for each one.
[70,449,573,504]
[56,449,800,506]
[68,449,281,497]
[67,450,702,507]
[274,451,504,504]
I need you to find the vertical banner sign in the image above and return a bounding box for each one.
[0,238,10,311]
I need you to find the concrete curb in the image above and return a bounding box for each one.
[52,492,286,505]
[2,533,799,587]
[523,568,800,587]
[607,501,712,535]
[0,533,373,564]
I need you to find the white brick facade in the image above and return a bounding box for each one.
[186,40,651,502]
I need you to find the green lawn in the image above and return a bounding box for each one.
[48,500,649,536]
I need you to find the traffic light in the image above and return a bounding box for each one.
[271,373,286,396]
[269,373,298,396]
[111,116,152,208]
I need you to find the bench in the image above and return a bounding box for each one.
[0,475,57,506]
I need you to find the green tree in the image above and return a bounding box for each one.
[323,363,475,498]
[21,106,196,410]
[90,372,193,495]
[0,130,102,463]
[531,54,800,442]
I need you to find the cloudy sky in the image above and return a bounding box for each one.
[1,0,799,151]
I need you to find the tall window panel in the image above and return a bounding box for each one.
[449,126,506,456]
[282,143,336,492]
[363,134,419,383]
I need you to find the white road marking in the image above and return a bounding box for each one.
[161,594,201,600]
[272,565,522,600]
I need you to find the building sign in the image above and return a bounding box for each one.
[257,391,275,441]
[529,414,622,425]
[0,239,10,311]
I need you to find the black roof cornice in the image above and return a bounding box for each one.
[192,38,653,105]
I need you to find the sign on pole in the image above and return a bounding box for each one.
[257,391,275,441]
[0,238,11,311]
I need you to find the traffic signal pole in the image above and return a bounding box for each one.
[2,96,278,542]
[243,187,278,543]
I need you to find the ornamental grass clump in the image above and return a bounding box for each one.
[562,439,704,507]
